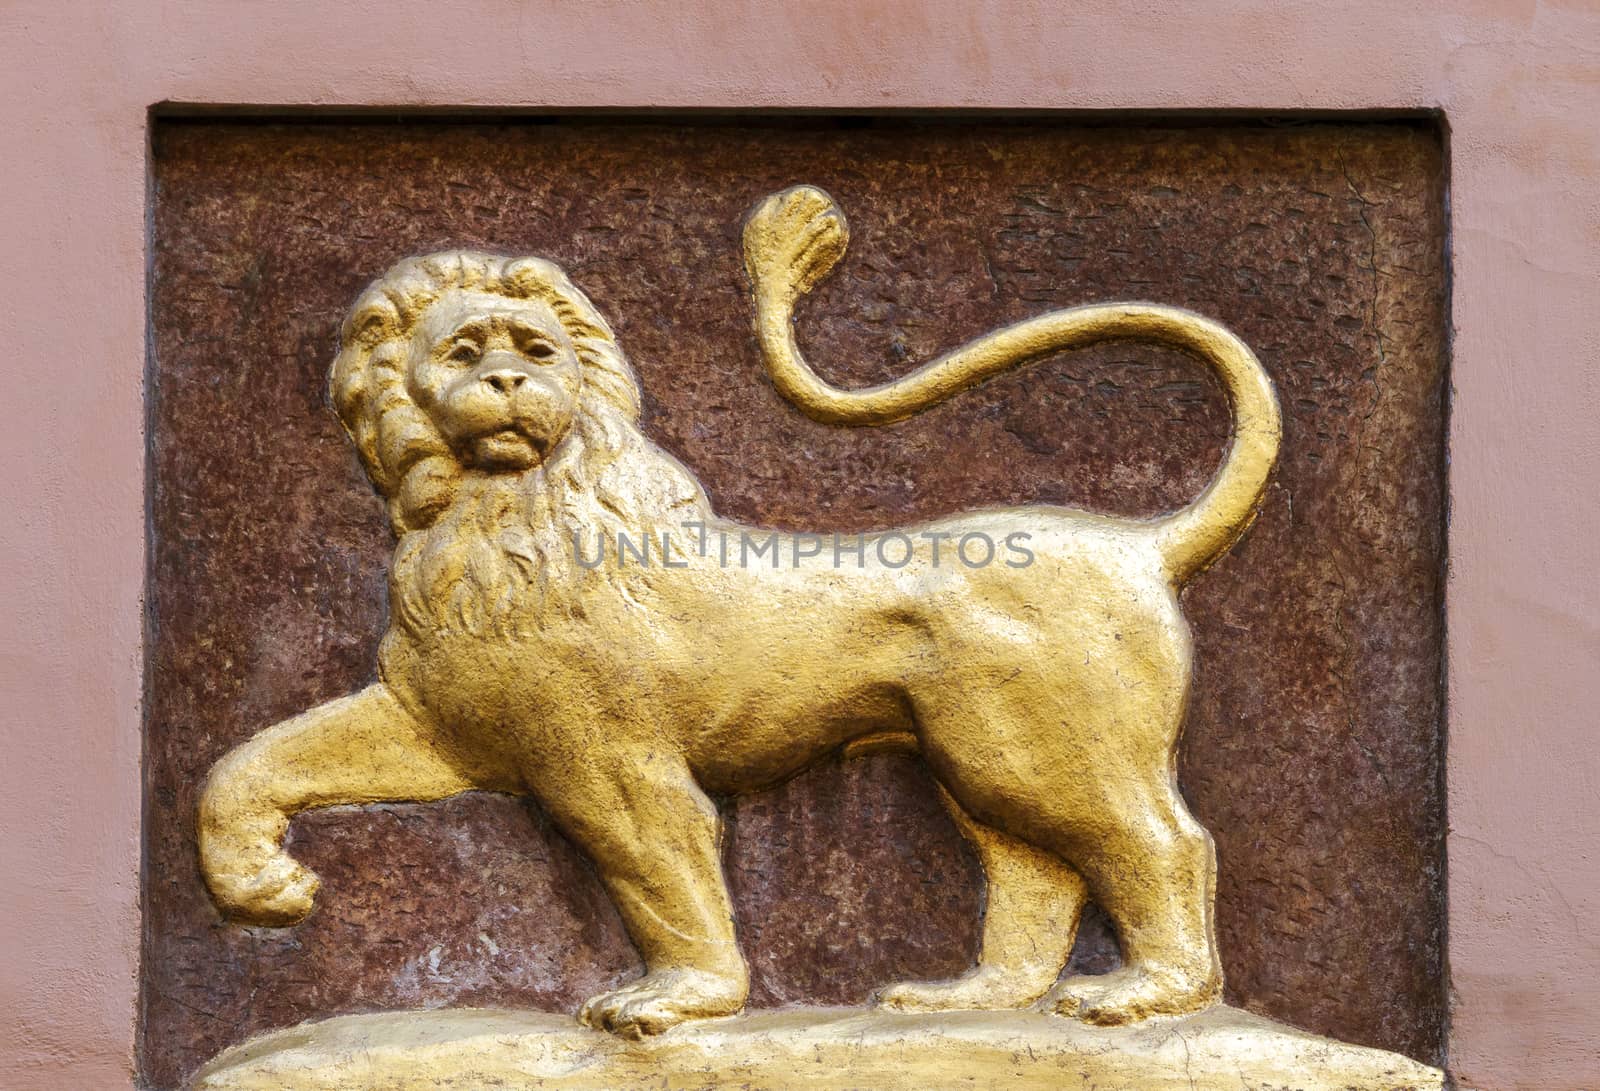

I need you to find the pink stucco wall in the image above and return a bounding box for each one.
[0,3,1595,1088]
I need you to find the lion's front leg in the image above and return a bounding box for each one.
[198,682,504,926]
[529,749,748,1038]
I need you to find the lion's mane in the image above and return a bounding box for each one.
[329,251,707,637]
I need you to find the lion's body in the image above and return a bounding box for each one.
[199,187,1281,1038]
[381,499,1190,809]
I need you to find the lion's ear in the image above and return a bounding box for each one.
[345,299,404,349]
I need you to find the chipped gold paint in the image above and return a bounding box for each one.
[191,185,1426,1083]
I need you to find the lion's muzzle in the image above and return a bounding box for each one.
[438,353,577,471]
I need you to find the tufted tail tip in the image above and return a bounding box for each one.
[742,185,850,303]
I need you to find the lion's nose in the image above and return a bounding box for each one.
[481,369,528,394]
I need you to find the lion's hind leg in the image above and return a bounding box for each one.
[1038,765,1222,1025]
[198,682,507,925]
[913,634,1221,1026]
[877,785,1088,1012]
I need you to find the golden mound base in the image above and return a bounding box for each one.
[192,1005,1444,1090]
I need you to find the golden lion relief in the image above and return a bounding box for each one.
[198,186,1281,1039]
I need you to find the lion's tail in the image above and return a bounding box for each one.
[742,185,1283,584]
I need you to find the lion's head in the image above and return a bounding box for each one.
[330,250,704,536]
[329,251,708,637]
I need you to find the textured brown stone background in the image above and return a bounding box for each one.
[142,119,1445,1088]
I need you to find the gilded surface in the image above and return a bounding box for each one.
[192,183,1442,1086]
[201,185,1278,1039]
[147,123,1451,1087]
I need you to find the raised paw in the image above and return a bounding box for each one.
[1041,964,1220,1025]
[205,851,320,927]
[877,962,1059,1013]
[579,968,747,1040]
[742,185,850,301]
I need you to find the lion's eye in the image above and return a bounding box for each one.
[448,340,481,363]
[522,338,558,361]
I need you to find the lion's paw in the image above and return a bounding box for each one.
[877,963,1058,1013]
[207,852,320,927]
[1042,965,1220,1026]
[579,968,747,1040]
[742,185,849,300]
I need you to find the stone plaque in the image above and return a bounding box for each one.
[144,119,1445,1089]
